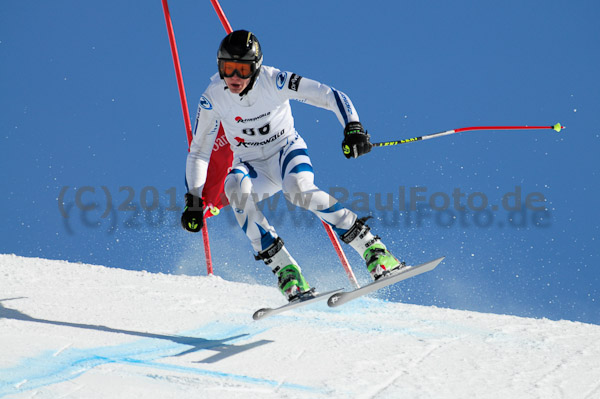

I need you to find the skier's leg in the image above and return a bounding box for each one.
[224,161,279,253]
[339,216,407,279]
[279,137,355,233]
[224,160,310,300]
[255,237,311,300]
[280,138,405,280]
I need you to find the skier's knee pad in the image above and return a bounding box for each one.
[282,171,316,197]
[224,167,253,203]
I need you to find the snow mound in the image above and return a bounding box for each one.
[1,254,599,399]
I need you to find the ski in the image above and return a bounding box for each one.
[253,288,344,320]
[327,257,445,308]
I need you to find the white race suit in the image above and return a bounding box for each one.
[186,65,360,252]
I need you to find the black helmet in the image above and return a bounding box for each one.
[217,30,263,80]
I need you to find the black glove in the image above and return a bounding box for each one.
[181,193,204,232]
[342,121,372,159]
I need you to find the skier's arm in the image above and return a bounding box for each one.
[277,72,360,127]
[185,96,220,197]
[277,72,371,158]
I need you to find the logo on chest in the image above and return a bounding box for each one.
[234,128,286,147]
[234,112,270,124]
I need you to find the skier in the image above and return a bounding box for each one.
[181,30,404,301]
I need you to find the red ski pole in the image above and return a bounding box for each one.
[372,123,565,147]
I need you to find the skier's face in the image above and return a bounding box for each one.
[224,75,250,94]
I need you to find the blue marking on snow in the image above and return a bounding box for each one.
[265,297,440,339]
[0,322,325,396]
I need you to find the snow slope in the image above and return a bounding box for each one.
[1,254,599,399]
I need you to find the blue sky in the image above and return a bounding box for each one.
[2,1,599,324]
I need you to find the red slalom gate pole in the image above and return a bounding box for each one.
[209,0,233,34]
[161,0,213,275]
[208,0,358,288]
[201,225,213,275]
[161,0,193,147]
[322,222,360,288]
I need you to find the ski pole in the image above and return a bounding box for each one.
[372,123,565,147]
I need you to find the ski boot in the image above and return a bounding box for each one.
[276,264,312,301]
[341,217,406,280]
[255,237,311,301]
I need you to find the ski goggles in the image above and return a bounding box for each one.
[219,60,256,79]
